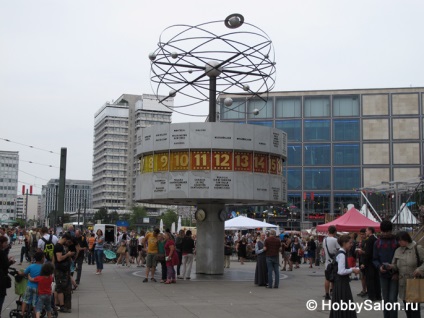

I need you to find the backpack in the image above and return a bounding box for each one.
[42,234,54,261]
[325,250,345,282]
[31,233,38,248]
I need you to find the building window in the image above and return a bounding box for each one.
[247,120,273,127]
[287,168,302,190]
[304,120,330,141]
[304,96,330,117]
[304,168,331,190]
[333,193,360,212]
[304,144,331,165]
[333,95,359,116]
[275,97,301,118]
[220,98,246,120]
[247,98,273,119]
[333,168,360,190]
[333,119,360,141]
[333,144,360,165]
[308,193,330,214]
[276,120,302,142]
[287,144,302,166]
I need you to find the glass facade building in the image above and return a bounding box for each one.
[219,88,424,227]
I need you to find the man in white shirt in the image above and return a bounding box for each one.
[0,227,10,244]
[38,226,59,252]
[323,225,340,300]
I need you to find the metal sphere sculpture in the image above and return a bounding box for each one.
[149,13,276,120]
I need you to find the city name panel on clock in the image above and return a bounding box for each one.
[135,122,287,205]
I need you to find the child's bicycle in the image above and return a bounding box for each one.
[8,268,58,318]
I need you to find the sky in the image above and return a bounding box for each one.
[1,0,423,195]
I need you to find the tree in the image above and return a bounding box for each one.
[129,206,147,228]
[93,207,108,223]
[108,211,119,224]
[161,208,178,230]
[15,218,26,228]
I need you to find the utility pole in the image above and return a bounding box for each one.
[77,189,82,230]
[25,189,28,227]
[58,147,67,227]
[83,197,87,230]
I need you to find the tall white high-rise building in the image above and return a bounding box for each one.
[0,150,19,221]
[92,94,172,210]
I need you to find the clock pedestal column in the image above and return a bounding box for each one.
[196,203,225,274]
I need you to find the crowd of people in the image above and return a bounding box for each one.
[323,222,424,318]
[2,222,424,318]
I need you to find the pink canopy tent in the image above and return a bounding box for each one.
[316,207,381,232]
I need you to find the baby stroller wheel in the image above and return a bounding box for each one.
[9,309,22,318]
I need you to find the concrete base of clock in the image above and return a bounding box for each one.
[195,203,225,275]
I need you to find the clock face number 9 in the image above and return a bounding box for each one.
[195,209,206,221]
[154,153,169,172]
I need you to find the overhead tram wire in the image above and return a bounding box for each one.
[18,169,51,182]
[0,137,60,155]
[20,159,59,169]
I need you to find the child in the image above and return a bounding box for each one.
[28,263,55,318]
[330,235,360,318]
[21,252,44,317]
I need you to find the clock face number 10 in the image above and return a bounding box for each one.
[170,152,189,170]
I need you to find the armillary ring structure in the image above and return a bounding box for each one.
[149,13,276,121]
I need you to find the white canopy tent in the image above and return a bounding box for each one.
[391,203,419,225]
[359,204,378,222]
[225,216,278,230]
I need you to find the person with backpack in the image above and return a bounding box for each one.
[38,227,58,263]
[324,225,340,300]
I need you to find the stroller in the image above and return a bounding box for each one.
[8,268,58,318]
